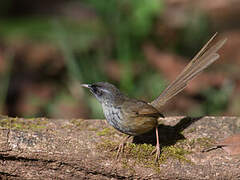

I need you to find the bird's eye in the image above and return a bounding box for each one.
[90,85,102,96]
[91,85,97,92]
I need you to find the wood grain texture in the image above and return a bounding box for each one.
[0,116,239,179]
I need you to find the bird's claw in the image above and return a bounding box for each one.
[151,146,161,162]
[115,135,131,160]
[155,146,161,162]
[116,142,125,160]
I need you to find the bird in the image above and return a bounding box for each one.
[81,33,227,161]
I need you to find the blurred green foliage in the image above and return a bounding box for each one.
[0,0,234,118]
[177,12,211,57]
[201,82,233,115]
[0,0,166,118]
[84,0,164,117]
[0,53,14,113]
[86,0,164,92]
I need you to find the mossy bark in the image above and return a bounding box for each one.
[0,115,239,179]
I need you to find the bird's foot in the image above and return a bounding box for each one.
[155,145,161,162]
[115,135,131,160]
[151,126,161,162]
[116,142,125,160]
[151,145,161,162]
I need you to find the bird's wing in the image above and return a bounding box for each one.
[122,100,164,118]
[150,33,227,110]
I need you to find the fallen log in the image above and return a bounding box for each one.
[0,116,239,179]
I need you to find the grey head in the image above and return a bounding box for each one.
[81,82,125,105]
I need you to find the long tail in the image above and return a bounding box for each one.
[150,33,227,110]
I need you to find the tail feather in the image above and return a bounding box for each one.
[151,33,227,110]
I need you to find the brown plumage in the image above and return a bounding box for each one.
[82,33,227,161]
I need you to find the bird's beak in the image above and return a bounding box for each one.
[81,84,91,88]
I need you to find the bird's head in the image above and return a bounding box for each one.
[81,82,124,105]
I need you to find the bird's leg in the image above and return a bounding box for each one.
[151,126,161,162]
[116,135,131,159]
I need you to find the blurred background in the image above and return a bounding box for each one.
[0,0,239,119]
